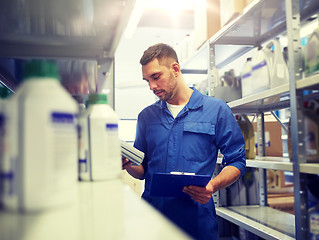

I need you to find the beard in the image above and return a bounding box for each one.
[153,73,177,102]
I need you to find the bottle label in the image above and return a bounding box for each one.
[50,112,77,181]
[51,112,74,124]
[106,123,118,131]
[252,60,267,71]
[310,212,319,235]
[242,72,252,79]
[79,150,88,173]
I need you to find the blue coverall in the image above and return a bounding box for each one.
[134,88,246,240]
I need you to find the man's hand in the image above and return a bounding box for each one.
[183,181,214,204]
[122,157,132,170]
[183,166,241,204]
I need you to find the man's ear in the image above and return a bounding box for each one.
[171,62,180,77]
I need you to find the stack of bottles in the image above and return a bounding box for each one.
[0,60,122,213]
[241,39,289,97]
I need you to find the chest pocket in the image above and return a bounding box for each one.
[182,122,215,162]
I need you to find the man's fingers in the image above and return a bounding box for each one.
[183,186,212,204]
[122,160,132,170]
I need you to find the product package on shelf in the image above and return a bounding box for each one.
[305,23,319,76]
[253,120,283,157]
[0,60,79,212]
[213,69,242,102]
[236,114,256,160]
[78,93,121,181]
[241,57,253,97]
[241,39,289,97]
[266,40,289,88]
[288,100,319,163]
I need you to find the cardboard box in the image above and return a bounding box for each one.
[193,0,221,50]
[220,0,248,27]
[253,121,283,157]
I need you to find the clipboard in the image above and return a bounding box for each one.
[150,173,211,198]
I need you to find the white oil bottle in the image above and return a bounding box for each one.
[78,102,90,181]
[305,19,319,76]
[240,57,253,97]
[85,93,121,181]
[0,86,10,206]
[3,60,78,212]
[266,39,289,88]
[1,87,22,211]
[251,46,271,94]
[236,115,256,159]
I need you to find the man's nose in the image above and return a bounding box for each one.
[149,80,157,90]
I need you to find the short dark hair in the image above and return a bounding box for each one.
[139,43,179,66]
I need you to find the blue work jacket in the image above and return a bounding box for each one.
[134,88,246,240]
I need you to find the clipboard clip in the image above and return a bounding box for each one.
[170,171,195,176]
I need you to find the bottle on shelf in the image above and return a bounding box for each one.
[309,203,319,239]
[79,93,121,181]
[248,39,289,96]
[240,57,253,97]
[235,114,256,159]
[288,101,319,163]
[78,102,90,181]
[305,19,319,76]
[266,39,289,88]
[1,60,79,212]
[0,86,10,205]
[251,46,271,94]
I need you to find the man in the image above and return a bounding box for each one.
[122,43,246,240]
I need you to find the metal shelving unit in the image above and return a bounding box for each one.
[0,0,135,106]
[205,0,319,239]
[0,1,135,62]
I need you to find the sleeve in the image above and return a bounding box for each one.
[133,111,148,179]
[215,101,246,176]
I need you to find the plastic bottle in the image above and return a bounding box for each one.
[266,39,289,88]
[2,60,79,212]
[241,57,253,97]
[288,101,319,163]
[78,102,90,181]
[0,86,10,206]
[305,22,319,76]
[83,93,121,181]
[236,115,256,159]
[309,203,319,239]
[251,46,271,94]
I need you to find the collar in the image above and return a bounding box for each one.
[156,87,203,110]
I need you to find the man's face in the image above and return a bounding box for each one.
[142,58,177,102]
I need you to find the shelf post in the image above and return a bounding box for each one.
[97,59,115,109]
[208,43,217,97]
[285,0,308,239]
[256,113,267,207]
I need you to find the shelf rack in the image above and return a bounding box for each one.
[201,0,319,239]
[0,0,135,105]
[216,206,295,240]
[0,0,135,62]
[228,74,319,113]
[218,156,319,175]
[0,180,191,240]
